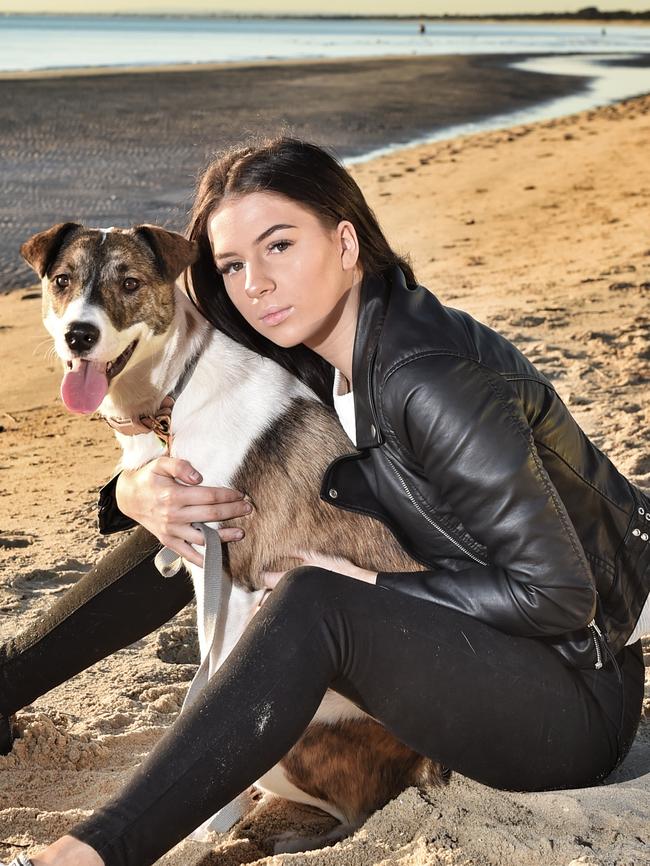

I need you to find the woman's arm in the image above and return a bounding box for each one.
[376,353,597,638]
[97,458,252,567]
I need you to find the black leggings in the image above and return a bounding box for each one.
[0,527,644,866]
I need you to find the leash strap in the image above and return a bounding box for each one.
[154,524,258,836]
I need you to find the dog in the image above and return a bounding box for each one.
[21,222,448,853]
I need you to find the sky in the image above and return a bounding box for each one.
[3,1,649,16]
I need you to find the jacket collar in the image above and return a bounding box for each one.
[351,264,406,448]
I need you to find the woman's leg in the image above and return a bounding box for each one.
[60,566,643,866]
[0,527,194,721]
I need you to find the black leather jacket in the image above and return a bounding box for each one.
[98,265,650,670]
[319,266,650,670]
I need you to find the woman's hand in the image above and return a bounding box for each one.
[115,457,252,567]
[261,549,377,589]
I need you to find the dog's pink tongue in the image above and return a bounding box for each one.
[61,359,108,414]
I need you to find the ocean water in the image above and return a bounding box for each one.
[1,15,649,73]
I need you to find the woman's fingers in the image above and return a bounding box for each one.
[173,540,205,568]
[217,526,246,543]
[179,499,253,525]
[115,456,250,553]
[170,524,207,548]
[153,456,203,484]
[169,483,247,507]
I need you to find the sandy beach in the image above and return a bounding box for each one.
[1,61,649,866]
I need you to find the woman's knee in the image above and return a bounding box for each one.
[272,565,350,611]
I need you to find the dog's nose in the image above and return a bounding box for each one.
[64,322,100,352]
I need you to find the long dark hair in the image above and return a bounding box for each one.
[185,135,416,405]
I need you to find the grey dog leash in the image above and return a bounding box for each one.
[154,525,257,835]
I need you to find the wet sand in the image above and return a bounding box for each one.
[0,52,590,293]
[1,70,649,866]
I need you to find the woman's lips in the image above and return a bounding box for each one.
[260,306,293,326]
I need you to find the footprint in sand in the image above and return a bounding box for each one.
[609,282,637,291]
[509,315,547,328]
[10,567,79,596]
[0,533,34,549]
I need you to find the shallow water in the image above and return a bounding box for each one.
[1,15,649,73]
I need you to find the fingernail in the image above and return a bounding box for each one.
[243,503,253,513]
[189,470,202,481]
[233,530,244,540]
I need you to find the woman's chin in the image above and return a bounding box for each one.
[261,324,305,349]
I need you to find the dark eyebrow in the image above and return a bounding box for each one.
[214,223,297,260]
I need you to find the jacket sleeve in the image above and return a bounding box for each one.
[375,353,597,637]
[97,472,138,535]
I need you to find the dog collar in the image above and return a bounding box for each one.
[103,338,207,452]
[105,395,175,451]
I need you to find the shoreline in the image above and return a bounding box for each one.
[0,51,592,293]
[1,47,639,83]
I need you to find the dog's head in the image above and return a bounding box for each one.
[20,223,198,414]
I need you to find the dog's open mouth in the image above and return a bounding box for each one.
[61,340,138,415]
[105,340,138,382]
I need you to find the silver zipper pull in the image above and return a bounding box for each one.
[588,618,604,670]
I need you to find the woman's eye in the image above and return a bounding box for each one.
[123,277,140,292]
[220,262,243,275]
[270,240,291,253]
[54,274,70,290]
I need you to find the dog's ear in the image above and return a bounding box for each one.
[133,225,199,282]
[20,222,81,278]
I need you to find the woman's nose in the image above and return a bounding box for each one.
[244,265,275,299]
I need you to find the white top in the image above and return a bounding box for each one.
[626,595,650,645]
[333,366,357,446]
[331,368,649,644]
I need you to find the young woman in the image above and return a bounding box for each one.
[2,136,648,866]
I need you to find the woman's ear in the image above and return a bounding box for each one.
[337,221,360,272]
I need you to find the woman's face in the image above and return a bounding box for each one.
[207,191,361,351]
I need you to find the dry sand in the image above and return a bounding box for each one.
[1,92,649,865]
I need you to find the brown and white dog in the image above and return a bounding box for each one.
[20,222,448,852]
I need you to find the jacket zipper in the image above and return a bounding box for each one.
[384,452,489,567]
[588,618,604,670]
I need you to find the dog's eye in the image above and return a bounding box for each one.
[54,274,70,290]
[123,278,140,293]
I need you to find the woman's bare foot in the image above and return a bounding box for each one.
[30,835,103,866]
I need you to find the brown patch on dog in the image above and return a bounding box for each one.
[21,224,197,336]
[223,399,444,825]
[132,224,198,282]
[227,398,425,592]
[19,222,81,278]
[280,718,448,825]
